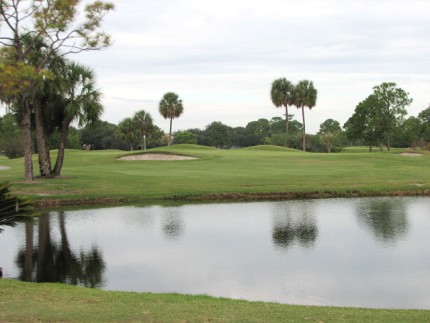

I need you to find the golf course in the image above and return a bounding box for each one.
[1,144,430,322]
[1,144,429,205]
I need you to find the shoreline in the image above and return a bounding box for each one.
[32,188,430,208]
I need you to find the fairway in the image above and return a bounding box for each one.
[0,144,428,205]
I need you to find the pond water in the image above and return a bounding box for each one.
[1,197,429,309]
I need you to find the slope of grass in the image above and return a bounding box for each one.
[0,145,428,203]
[1,280,429,323]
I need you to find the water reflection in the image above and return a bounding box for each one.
[15,211,105,288]
[356,198,408,245]
[272,201,318,249]
[2,198,430,309]
[162,207,184,239]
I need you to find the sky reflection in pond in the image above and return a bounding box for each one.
[0,197,429,309]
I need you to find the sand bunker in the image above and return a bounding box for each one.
[118,153,198,161]
[400,153,423,157]
[0,166,10,170]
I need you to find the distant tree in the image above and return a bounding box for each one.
[269,117,284,134]
[418,106,430,143]
[179,129,200,144]
[228,126,259,147]
[270,78,295,147]
[173,131,198,145]
[133,110,153,150]
[294,80,317,151]
[147,126,168,148]
[319,133,338,153]
[81,121,124,150]
[391,117,422,148]
[0,113,23,158]
[116,118,138,151]
[158,92,184,145]
[204,121,231,148]
[48,127,82,150]
[344,95,382,152]
[372,82,412,151]
[246,119,270,145]
[269,119,303,149]
[318,119,342,135]
[318,119,342,153]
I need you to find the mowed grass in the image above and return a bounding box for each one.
[1,280,429,323]
[1,148,430,321]
[0,144,429,202]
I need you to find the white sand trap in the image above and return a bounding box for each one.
[400,153,423,157]
[0,166,10,170]
[118,153,198,161]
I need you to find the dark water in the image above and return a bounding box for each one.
[1,197,429,309]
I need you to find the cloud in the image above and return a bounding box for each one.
[74,0,430,134]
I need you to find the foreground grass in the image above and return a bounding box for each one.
[1,280,429,323]
[0,144,429,204]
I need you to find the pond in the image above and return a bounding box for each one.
[1,197,429,309]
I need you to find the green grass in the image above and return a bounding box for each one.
[1,146,430,321]
[1,280,429,323]
[0,144,429,204]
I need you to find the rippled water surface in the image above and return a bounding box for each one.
[1,197,429,309]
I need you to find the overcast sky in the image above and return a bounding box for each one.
[76,0,430,134]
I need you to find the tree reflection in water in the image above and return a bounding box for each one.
[356,198,408,245]
[162,207,184,239]
[272,201,318,249]
[15,211,105,288]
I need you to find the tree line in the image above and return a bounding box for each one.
[1,82,429,164]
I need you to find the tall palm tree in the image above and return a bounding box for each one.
[18,35,54,177]
[53,62,103,176]
[158,92,184,145]
[133,110,153,150]
[270,78,295,147]
[116,117,138,151]
[294,80,317,151]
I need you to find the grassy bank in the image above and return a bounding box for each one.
[0,144,429,205]
[1,280,429,323]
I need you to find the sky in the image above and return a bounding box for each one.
[17,0,430,134]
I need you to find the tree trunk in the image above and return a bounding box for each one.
[387,133,391,151]
[53,119,70,176]
[34,97,52,177]
[21,101,34,181]
[24,221,34,282]
[169,117,173,145]
[284,105,289,148]
[37,215,50,282]
[301,106,306,151]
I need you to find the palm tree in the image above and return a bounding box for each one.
[0,182,33,230]
[116,118,138,151]
[53,62,103,176]
[270,78,295,147]
[294,80,317,151]
[133,110,153,150]
[18,35,55,177]
[158,92,184,145]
